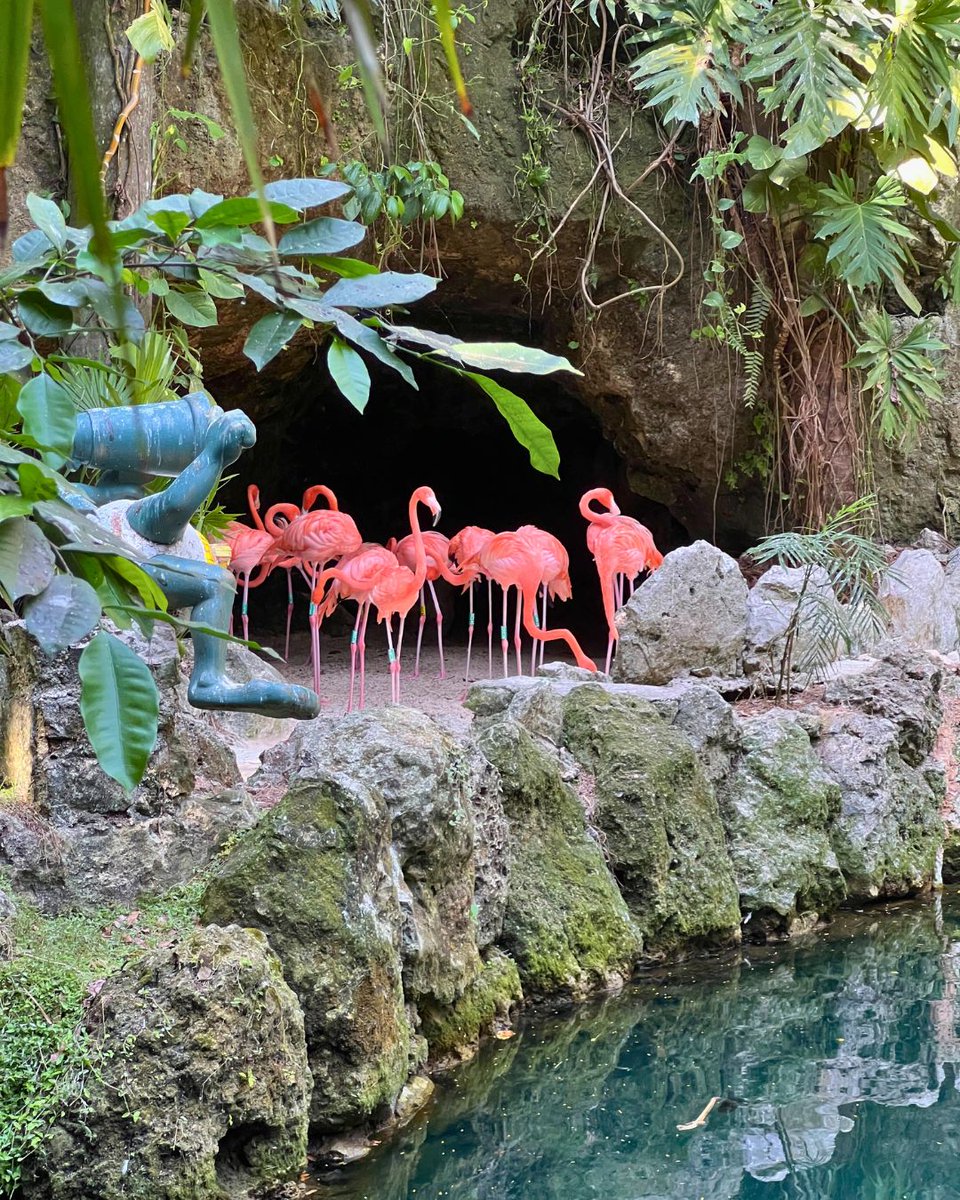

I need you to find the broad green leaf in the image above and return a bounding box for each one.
[38,0,116,267]
[330,309,417,388]
[194,197,299,228]
[17,461,58,501]
[101,554,169,612]
[26,194,67,251]
[0,516,56,601]
[244,312,304,371]
[35,278,91,307]
[16,373,77,467]
[79,631,159,791]
[124,7,175,61]
[149,208,191,241]
[197,268,245,299]
[205,0,276,247]
[745,135,782,170]
[324,271,438,309]
[311,255,381,278]
[0,321,20,341]
[24,573,101,655]
[261,178,352,210]
[630,29,742,125]
[814,172,916,290]
[164,287,218,327]
[437,341,582,376]
[328,338,371,412]
[890,155,939,195]
[0,374,21,429]
[463,370,560,478]
[0,496,34,521]
[17,290,74,336]
[0,340,34,374]
[11,227,53,263]
[278,217,365,256]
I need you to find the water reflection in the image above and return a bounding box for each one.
[315,896,960,1200]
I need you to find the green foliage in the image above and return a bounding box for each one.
[0,884,203,1195]
[78,632,160,793]
[848,310,948,442]
[342,160,465,228]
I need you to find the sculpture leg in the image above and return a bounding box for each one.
[128,412,255,546]
[142,555,319,719]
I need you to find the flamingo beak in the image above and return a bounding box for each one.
[432,506,442,527]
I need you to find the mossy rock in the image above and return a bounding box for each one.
[477,718,641,999]
[561,686,741,953]
[721,713,846,933]
[201,774,411,1132]
[419,949,522,1061]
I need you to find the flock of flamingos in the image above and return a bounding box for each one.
[219,484,664,709]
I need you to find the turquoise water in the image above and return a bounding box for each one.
[314,897,960,1200]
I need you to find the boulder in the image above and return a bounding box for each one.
[0,620,256,913]
[561,686,741,953]
[720,713,845,934]
[24,925,310,1200]
[475,716,641,998]
[613,541,749,684]
[815,710,943,899]
[878,549,958,653]
[418,949,522,1063]
[202,773,412,1132]
[744,565,843,677]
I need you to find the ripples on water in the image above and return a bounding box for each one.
[314,896,960,1200]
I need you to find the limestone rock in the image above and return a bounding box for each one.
[561,686,741,953]
[395,1076,436,1123]
[721,713,845,934]
[744,565,843,676]
[201,774,412,1132]
[476,716,641,998]
[878,549,958,653]
[24,925,310,1200]
[418,949,522,1063]
[815,710,943,899]
[0,619,255,913]
[613,541,749,684]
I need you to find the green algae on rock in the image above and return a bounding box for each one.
[561,686,741,953]
[419,949,523,1063]
[477,717,641,998]
[201,775,412,1132]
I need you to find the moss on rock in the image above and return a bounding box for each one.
[477,718,641,999]
[201,774,412,1132]
[419,950,522,1061]
[561,686,741,953]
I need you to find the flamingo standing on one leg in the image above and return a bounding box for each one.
[388,530,463,679]
[223,485,276,641]
[479,527,596,675]
[580,487,664,674]
[311,541,399,711]
[369,486,442,704]
[448,525,496,682]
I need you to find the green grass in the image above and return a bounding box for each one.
[0,881,203,1195]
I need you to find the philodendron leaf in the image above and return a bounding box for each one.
[327,338,371,412]
[79,631,159,791]
[244,312,304,371]
[16,372,77,467]
[261,178,352,210]
[278,217,365,256]
[323,271,438,309]
[463,370,560,478]
[439,342,583,376]
[0,516,56,601]
[24,573,101,655]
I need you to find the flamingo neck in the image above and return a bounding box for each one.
[264,502,299,536]
[579,491,614,525]
[407,494,428,589]
[248,487,265,531]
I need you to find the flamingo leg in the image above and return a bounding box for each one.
[487,578,494,678]
[358,602,371,710]
[309,599,321,696]
[241,573,251,643]
[539,584,548,669]
[284,568,295,661]
[629,574,636,600]
[614,573,623,610]
[414,588,427,678]
[396,615,407,703]
[465,582,475,684]
[427,578,446,679]
[385,618,399,705]
[513,590,523,676]
[501,588,510,678]
[605,627,615,677]
[347,604,363,713]
[530,594,539,677]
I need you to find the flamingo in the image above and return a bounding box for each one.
[223,485,275,641]
[275,484,341,659]
[388,530,463,679]
[264,501,362,693]
[479,526,596,675]
[311,541,399,711]
[368,486,442,704]
[580,487,663,674]
[448,525,496,682]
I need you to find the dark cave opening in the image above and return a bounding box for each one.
[224,344,688,655]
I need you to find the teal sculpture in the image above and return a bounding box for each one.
[68,394,320,721]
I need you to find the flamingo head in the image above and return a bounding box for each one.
[302,484,338,512]
[413,486,442,527]
[247,483,261,511]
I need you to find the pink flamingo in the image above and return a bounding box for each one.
[312,541,399,711]
[388,530,462,679]
[369,486,442,704]
[448,525,496,682]
[580,487,663,673]
[223,485,275,641]
[264,501,362,693]
[273,484,341,659]
[479,527,596,675]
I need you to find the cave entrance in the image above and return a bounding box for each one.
[224,346,684,663]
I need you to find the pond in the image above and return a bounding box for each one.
[313,895,960,1200]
